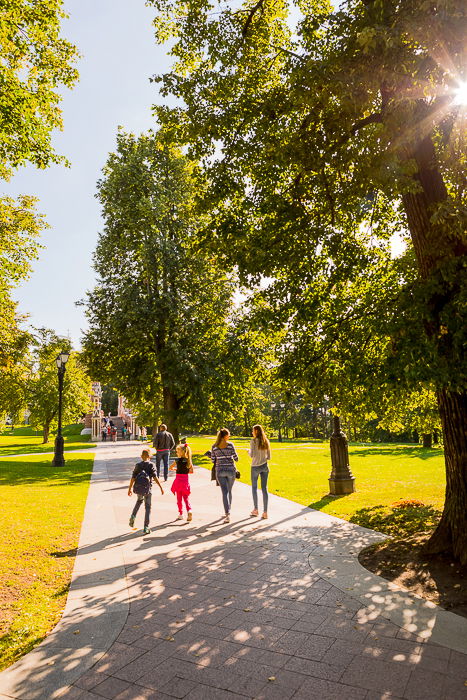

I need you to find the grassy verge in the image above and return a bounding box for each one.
[0,424,95,457]
[0,453,94,670]
[187,435,445,530]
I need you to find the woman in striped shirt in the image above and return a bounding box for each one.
[211,428,239,523]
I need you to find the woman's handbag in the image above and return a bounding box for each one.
[211,456,218,482]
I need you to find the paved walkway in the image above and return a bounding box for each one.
[0,442,466,700]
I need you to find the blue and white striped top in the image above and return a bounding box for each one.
[211,442,239,474]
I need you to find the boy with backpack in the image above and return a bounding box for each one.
[128,449,164,534]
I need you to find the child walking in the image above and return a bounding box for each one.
[169,443,193,521]
[128,449,164,535]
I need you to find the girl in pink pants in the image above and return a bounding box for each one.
[169,443,193,521]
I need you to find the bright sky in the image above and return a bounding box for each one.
[4,1,407,350]
[4,0,169,348]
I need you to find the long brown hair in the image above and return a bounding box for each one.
[253,424,269,451]
[214,428,230,447]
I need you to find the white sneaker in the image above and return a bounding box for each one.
[223,514,230,523]
[176,514,183,520]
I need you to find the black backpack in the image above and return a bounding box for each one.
[133,464,151,496]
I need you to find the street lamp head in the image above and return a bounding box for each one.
[59,351,70,365]
[55,351,70,369]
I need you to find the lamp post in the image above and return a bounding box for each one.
[53,351,70,467]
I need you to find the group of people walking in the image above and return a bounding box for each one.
[101,414,130,442]
[127,424,270,533]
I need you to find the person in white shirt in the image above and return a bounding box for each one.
[248,424,271,519]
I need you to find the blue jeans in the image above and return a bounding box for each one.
[131,493,152,528]
[251,464,269,512]
[155,450,170,480]
[217,472,235,515]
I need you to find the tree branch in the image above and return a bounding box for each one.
[350,112,383,135]
[242,0,265,37]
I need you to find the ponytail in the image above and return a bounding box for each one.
[176,443,192,468]
[214,428,230,447]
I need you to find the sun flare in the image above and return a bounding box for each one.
[452,80,467,106]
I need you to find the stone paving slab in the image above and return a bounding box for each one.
[0,442,466,699]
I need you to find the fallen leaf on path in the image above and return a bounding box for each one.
[268,676,276,682]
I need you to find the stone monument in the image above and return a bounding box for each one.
[328,415,356,495]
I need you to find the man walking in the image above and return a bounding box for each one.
[152,423,175,482]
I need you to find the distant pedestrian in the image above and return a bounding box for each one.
[248,424,271,519]
[121,425,127,440]
[111,426,117,442]
[128,449,164,535]
[169,443,194,521]
[152,424,175,482]
[101,427,107,442]
[107,424,111,439]
[141,426,147,441]
[211,428,239,523]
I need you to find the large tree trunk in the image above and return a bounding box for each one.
[163,386,180,444]
[401,130,467,562]
[425,390,467,564]
[42,424,50,444]
[152,420,159,440]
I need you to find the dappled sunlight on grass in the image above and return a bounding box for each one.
[350,501,442,537]
[189,435,445,526]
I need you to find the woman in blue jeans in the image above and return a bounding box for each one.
[211,428,239,523]
[248,424,271,519]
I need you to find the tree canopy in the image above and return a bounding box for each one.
[0,195,46,420]
[148,0,467,560]
[0,0,78,422]
[0,0,78,178]
[27,330,91,443]
[82,130,268,441]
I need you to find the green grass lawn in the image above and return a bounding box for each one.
[0,453,94,670]
[0,424,95,457]
[188,435,445,533]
